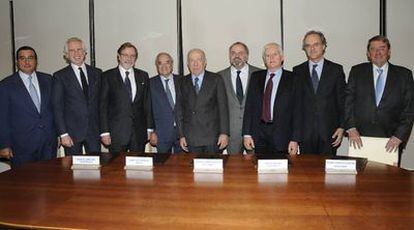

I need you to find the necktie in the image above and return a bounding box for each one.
[125,71,132,101]
[311,64,319,93]
[194,77,200,94]
[375,68,384,106]
[236,70,243,104]
[164,78,174,108]
[28,75,41,113]
[261,73,275,122]
[78,67,89,101]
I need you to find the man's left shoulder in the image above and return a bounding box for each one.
[389,63,413,77]
[134,68,149,78]
[37,71,53,80]
[86,64,102,74]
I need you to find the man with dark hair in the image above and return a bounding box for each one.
[293,31,346,155]
[345,35,414,165]
[218,42,261,154]
[52,37,102,155]
[100,42,154,153]
[0,46,57,166]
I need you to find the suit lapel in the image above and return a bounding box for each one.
[223,68,239,103]
[364,65,377,106]
[86,65,95,98]
[379,63,396,106]
[301,62,315,96]
[317,60,330,95]
[67,66,85,96]
[15,73,40,115]
[37,73,48,115]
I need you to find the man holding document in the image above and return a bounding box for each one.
[345,35,414,165]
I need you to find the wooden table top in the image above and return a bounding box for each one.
[0,153,413,230]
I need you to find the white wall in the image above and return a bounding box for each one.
[0,0,12,80]
[283,0,379,75]
[388,0,414,170]
[13,0,90,74]
[182,0,281,73]
[95,0,178,77]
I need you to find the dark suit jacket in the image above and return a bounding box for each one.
[150,74,181,143]
[293,59,346,143]
[242,69,302,151]
[100,67,154,146]
[176,71,229,147]
[0,72,57,164]
[345,62,414,145]
[52,64,102,142]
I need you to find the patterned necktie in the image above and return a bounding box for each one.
[78,67,89,101]
[28,75,41,113]
[261,73,275,122]
[164,78,175,108]
[375,68,384,106]
[236,70,243,104]
[311,64,319,93]
[125,71,132,101]
[194,77,200,94]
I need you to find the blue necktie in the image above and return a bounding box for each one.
[164,78,174,108]
[311,64,319,93]
[124,71,132,101]
[28,75,41,113]
[236,70,243,104]
[375,68,385,106]
[194,77,200,94]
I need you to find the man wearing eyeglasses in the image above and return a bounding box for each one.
[100,42,155,153]
[52,37,102,155]
[0,46,57,167]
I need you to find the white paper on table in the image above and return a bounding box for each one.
[347,136,398,166]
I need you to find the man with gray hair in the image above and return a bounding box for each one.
[52,37,102,155]
[176,48,229,154]
[218,42,261,154]
[242,42,302,157]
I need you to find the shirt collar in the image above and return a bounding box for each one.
[373,62,389,72]
[161,74,173,80]
[309,58,324,68]
[71,63,86,71]
[118,65,133,75]
[192,71,205,79]
[231,64,248,75]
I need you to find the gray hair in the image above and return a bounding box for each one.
[262,42,283,61]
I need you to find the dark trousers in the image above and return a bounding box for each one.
[255,122,286,157]
[63,135,101,156]
[110,130,146,153]
[300,135,337,155]
[188,145,220,154]
[11,134,57,167]
[157,139,182,153]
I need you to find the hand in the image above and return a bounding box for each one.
[180,137,189,152]
[217,134,229,150]
[243,136,255,150]
[385,136,402,153]
[61,135,74,148]
[149,132,158,146]
[288,141,298,155]
[101,134,111,146]
[348,128,363,149]
[331,128,344,147]
[0,147,13,159]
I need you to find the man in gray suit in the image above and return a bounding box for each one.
[218,42,261,154]
[176,48,229,154]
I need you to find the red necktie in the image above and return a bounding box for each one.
[261,73,275,122]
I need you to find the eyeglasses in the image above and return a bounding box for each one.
[120,53,136,59]
[304,42,322,49]
[18,56,36,61]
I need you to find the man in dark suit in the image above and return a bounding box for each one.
[149,52,182,153]
[242,42,302,157]
[0,46,57,167]
[52,37,102,155]
[176,48,229,154]
[218,41,261,154]
[345,35,414,161]
[100,42,154,153]
[293,31,346,155]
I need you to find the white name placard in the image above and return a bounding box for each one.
[71,156,100,170]
[325,159,357,174]
[257,159,288,173]
[124,156,153,170]
[193,159,223,173]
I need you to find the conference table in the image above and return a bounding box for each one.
[0,153,413,230]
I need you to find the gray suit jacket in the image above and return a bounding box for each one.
[218,64,261,153]
[176,70,229,147]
